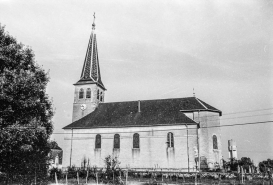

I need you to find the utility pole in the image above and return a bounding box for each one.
[186,124,189,172]
[69,129,73,167]
[197,110,201,172]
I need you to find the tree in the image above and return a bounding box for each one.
[224,157,254,173]
[0,25,54,184]
[259,159,273,173]
[238,157,254,173]
[49,140,61,150]
[103,155,123,184]
[225,158,239,172]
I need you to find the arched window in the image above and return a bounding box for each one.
[213,135,218,149]
[86,88,91,99]
[97,89,100,100]
[114,134,120,149]
[100,92,103,102]
[95,134,101,149]
[133,133,140,149]
[167,132,174,147]
[79,88,84,99]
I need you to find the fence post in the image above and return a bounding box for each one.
[161,168,163,182]
[126,170,128,185]
[66,173,68,185]
[200,171,201,184]
[55,172,58,185]
[96,172,98,185]
[195,172,197,185]
[77,171,79,185]
[86,170,89,184]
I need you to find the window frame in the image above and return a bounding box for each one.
[97,89,100,100]
[167,132,174,148]
[213,135,218,150]
[100,92,103,102]
[113,134,120,149]
[86,88,91,99]
[95,134,101,149]
[133,133,140,149]
[79,88,84,99]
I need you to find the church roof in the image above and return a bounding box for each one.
[63,97,221,129]
[74,16,106,90]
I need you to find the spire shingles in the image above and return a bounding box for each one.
[76,17,106,90]
[91,35,98,81]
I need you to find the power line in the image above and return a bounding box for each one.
[194,108,273,120]
[51,120,273,134]
[205,120,273,129]
[223,108,273,116]
[195,112,273,122]
[220,113,273,121]
[222,149,273,153]
[3,109,273,132]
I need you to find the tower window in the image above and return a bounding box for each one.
[100,92,103,102]
[97,89,100,100]
[95,134,101,149]
[114,134,120,149]
[213,135,218,149]
[167,132,174,147]
[86,88,91,99]
[79,88,84,99]
[133,133,140,149]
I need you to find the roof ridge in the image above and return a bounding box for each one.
[195,97,208,109]
[101,97,195,104]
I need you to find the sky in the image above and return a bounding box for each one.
[0,0,272,164]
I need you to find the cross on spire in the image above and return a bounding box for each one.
[92,12,96,30]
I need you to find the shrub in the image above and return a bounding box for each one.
[49,167,62,181]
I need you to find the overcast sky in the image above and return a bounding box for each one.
[1,0,272,164]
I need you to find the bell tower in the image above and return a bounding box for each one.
[72,13,106,122]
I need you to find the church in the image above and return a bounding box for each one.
[62,18,223,171]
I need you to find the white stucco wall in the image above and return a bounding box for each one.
[63,124,198,171]
[192,111,223,169]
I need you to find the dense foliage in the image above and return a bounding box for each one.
[103,155,123,184]
[223,157,254,172]
[259,159,273,173]
[0,25,54,184]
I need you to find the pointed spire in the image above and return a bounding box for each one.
[75,14,106,90]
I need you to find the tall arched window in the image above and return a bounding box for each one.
[79,88,84,99]
[95,134,101,149]
[114,134,120,149]
[133,133,140,149]
[100,92,103,102]
[167,132,174,147]
[213,135,218,149]
[97,89,100,100]
[86,88,91,99]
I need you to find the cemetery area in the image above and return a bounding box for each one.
[48,167,273,185]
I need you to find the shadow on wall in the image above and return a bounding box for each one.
[166,147,175,167]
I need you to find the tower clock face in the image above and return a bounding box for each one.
[80,104,86,110]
